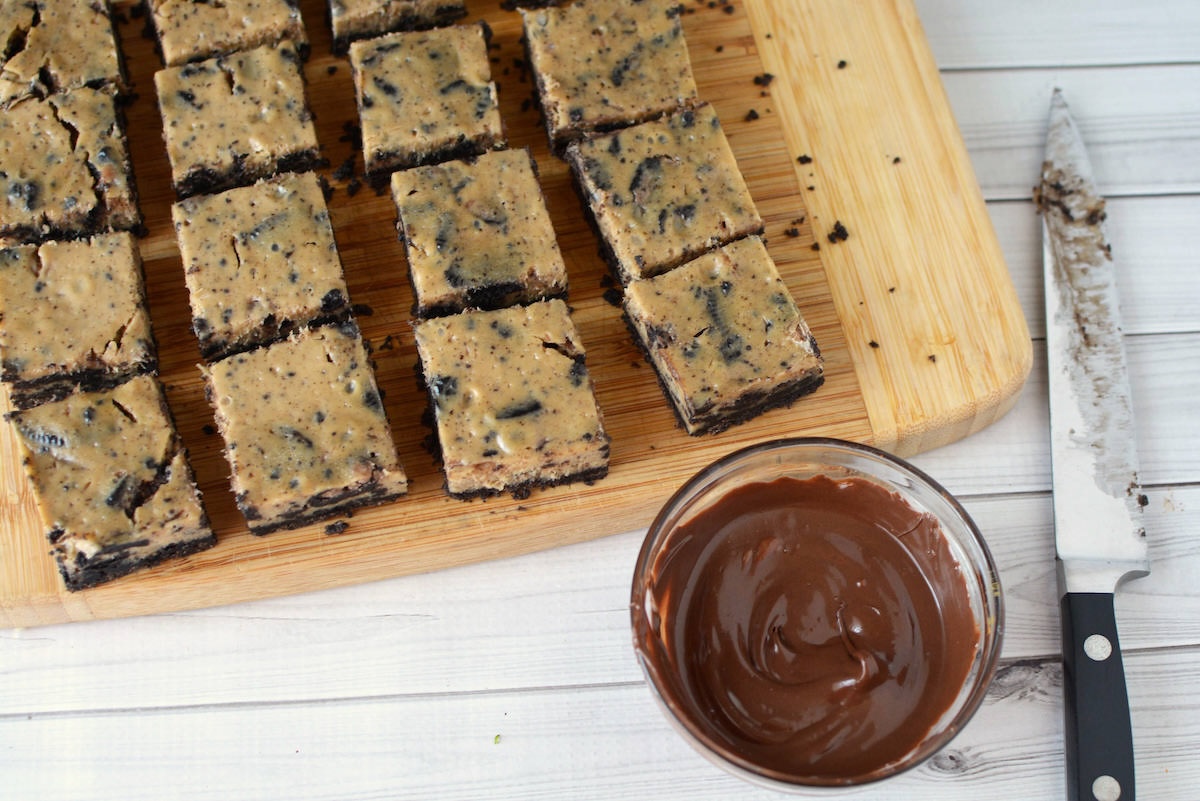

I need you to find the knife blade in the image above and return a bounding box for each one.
[1036,88,1150,801]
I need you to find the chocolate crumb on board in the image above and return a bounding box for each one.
[715,44,724,52]
[602,287,623,308]
[869,340,880,348]
[753,73,774,87]
[810,242,820,251]
[784,227,800,238]
[797,154,813,164]
[325,520,350,535]
[837,59,848,68]
[827,220,850,243]
[744,109,759,121]
[928,354,937,363]
[893,156,902,164]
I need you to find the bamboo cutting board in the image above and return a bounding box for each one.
[0,0,1031,627]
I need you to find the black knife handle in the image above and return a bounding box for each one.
[1061,592,1136,801]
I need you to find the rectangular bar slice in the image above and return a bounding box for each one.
[1,86,140,244]
[201,322,407,534]
[0,0,125,105]
[6,374,215,591]
[520,0,698,153]
[328,0,467,55]
[566,104,762,284]
[413,299,610,499]
[172,172,352,361]
[145,0,309,66]
[350,23,505,175]
[622,236,823,435]
[391,148,568,317]
[154,41,320,200]
[0,233,156,410]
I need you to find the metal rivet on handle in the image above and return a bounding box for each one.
[1084,633,1113,661]
[1092,774,1121,801]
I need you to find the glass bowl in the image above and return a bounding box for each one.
[630,437,1003,792]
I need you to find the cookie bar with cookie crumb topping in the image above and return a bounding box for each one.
[622,236,823,434]
[201,322,407,534]
[7,374,215,591]
[0,233,156,410]
[413,299,610,499]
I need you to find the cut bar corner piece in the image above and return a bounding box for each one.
[7,374,215,591]
[623,236,823,435]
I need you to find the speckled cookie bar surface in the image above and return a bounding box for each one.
[201,322,408,534]
[622,236,823,434]
[520,0,698,152]
[172,172,351,361]
[0,0,125,106]
[145,0,309,66]
[391,148,567,317]
[328,0,467,55]
[7,374,214,591]
[0,232,156,410]
[154,41,320,199]
[350,23,505,175]
[0,86,140,244]
[566,103,762,283]
[413,299,610,499]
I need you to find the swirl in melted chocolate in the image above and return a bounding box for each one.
[635,475,979,785]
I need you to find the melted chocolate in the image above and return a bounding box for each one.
[636,475,978,785]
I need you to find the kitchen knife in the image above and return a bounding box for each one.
[1036,89,1150,801]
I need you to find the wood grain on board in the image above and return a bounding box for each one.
[0,0,1030,626]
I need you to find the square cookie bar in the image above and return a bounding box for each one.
[155,41,320,199]
[328,0,467,55]
[7,374,215,591]
[0,233,156,410]
[1,86,140,244]
[350,23,505,175]
[202,322,408,534]
[145,0,308,66]
[173,172,351,361]
[622,236,823,435]
[413,299,610,499]
[566,104,762,284]
[391,148,568,317]
[0,0,125,105]
[520,0,698,152]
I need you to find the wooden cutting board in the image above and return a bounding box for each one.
[0,0,1031,627]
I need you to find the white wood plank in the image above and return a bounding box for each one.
[917,0,1200,70]
[940,65,1200,200]
[3,484,1197,716]
[913,333,1200,493]
[986,196,1200,339]
[2,647,1196,801]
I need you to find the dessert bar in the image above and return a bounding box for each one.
[0,0,125,105]
[520,0,698,152]
[413,299,610,499]
[201,322,408,534]
[350,23,504,175]
[145,0,309,66]
[6,374,215,591]
[566,104,762,284]
[622,236,823,434]
[328,0,467,55]
[0,86,140,244]
[391,148,567,317]
[155,41,320,199]
[0,233,156,410]
[172,172,351,360]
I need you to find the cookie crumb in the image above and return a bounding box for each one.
[827,220,850,243]
[753,72,774,87]
[324,520,350,535]
[744,108,760,122]
[837,59,848,69]
[796,154,812,164]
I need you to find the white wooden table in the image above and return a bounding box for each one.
[4,2,1199,798]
